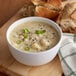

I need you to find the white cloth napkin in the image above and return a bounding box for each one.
[58,33,76,76]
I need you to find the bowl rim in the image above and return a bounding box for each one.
[6,17,62,55]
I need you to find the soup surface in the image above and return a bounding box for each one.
[10,21,59,52]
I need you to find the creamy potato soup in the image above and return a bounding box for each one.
[10,21,59,52]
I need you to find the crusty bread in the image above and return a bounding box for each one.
[35,6,59,19]
[31,0,46,6]
[57,2,76,34]
[31,0,62,19]
[31,0,61,8]
[71,10,76,21]
[47,0,61,8]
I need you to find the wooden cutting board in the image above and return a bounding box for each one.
[0,2,63,76]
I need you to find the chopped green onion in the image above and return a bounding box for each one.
[22,28,29,33]
[35,30,46,35]
[23,33,28,38]
[24,47,30,51]
[16,40,21,44]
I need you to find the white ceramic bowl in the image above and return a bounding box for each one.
[6,17,62,66]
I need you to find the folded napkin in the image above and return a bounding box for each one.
[58,33,76,76]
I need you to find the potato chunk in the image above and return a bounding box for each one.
[40,39,50,47]
[31,43,41,51]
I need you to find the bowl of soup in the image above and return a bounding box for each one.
[6,17,62,66]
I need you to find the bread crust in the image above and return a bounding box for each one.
[35,6,59,19]
[31,0,46,6]
[57,2,76,34]
[47,0,61,8]
[31,0,61,19]
[71,10,76,21]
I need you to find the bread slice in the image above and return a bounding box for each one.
[62,2,76,19]
[31,0,61,7]
[57,2,76,34]
[31,0,62,19]
[35,6,59,19]
[47,0,61,8]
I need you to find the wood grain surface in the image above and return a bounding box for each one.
[0,0,28,27]
[0,3,63,76]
